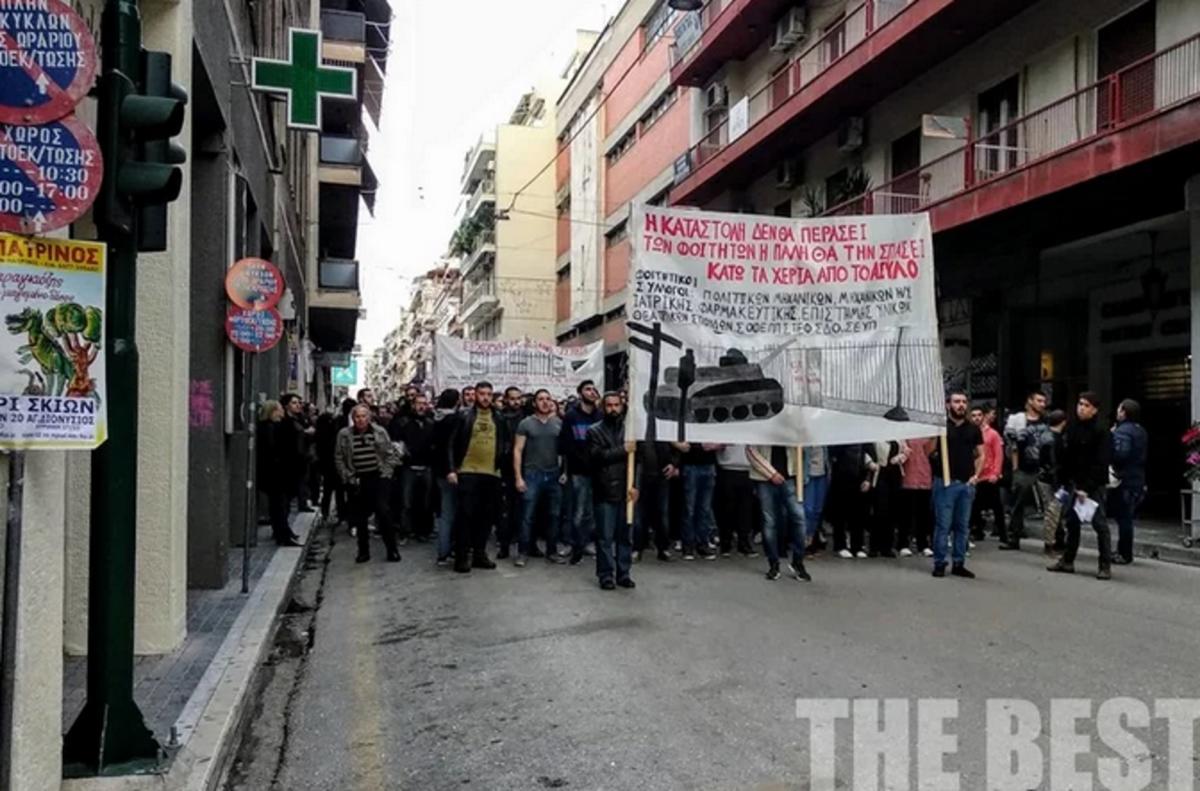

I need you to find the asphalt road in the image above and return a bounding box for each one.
[227,527,1200,791]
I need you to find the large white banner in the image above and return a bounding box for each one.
[434,336,605,400]
[569,95,602,323]
[626,206,944,446]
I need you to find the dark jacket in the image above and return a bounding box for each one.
[276,414,306,474]
[830,444,872,486]
[560,403,602,476]
[1062,417,1111,494]
[498,408,525,479]
[1111,420,1148,489]
[391,413,436,468]
[1037,428,1064,487]
[431,409,457,478]
[636,441,680,485]
[257,420,288,494]
[447,407,513,475]
[315,413,340,474]
[588,417,629,504]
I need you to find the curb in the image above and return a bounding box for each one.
[62,513,320,791]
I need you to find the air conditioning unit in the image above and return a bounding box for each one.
[704,82,729,115]
[770,7,807,52]
[775,159,802,189]
[837,116,865,152]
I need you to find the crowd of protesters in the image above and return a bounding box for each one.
[256,379,1148,588]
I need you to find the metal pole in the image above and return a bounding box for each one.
[243,353,255,594]
[0,453,25,791]
[63,0,160,773]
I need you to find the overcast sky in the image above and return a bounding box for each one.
[354,0,612,358]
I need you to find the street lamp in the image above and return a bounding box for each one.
[668,0,704,10]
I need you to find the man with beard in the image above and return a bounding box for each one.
[1049,392,1115,580]
[497,386,527,559]
[560,380,602,563]
[392,392,436,543]
[931,390,983,579]
[588,392,637,590]
[447,382,510,573]
[513,389,565,566]
[1004,389,1049,549]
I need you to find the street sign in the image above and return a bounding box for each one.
[225,306,284,353]
[0,115,102,234]
[0,0,98,125]
[225,257,285,311]
[331,359,358,387]
[251,28,357,131]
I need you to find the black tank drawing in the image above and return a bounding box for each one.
[648,349,785,424]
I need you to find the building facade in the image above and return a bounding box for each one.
[555,7,691,386]
[372,264,461,400]
[665,0,1200,515]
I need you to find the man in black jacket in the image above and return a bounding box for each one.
[634,440,679,562]
[588,392,637,590]
[1049,391,1114,579]
[446,381,512,573]
[391,392,436,543]
[496,386,527,559]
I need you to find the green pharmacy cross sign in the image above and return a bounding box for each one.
[251,28,357,131]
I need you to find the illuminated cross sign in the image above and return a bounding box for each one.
[251,28,357,131]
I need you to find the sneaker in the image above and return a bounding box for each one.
[707,539,719,550]
[568,552,584,566]
[854,551,868,559]
[789,562,811,582]
[514,555,527,568]
[951,564,975,579]
[837,549,853,559]
[617,578,636,589]
[898,548,913,558]
[546,554,567,565]
[719,549,732,558]
[656,550,673,562]
[697,547,717,561]
[1047,559,1075,574]
[600,579,616,591]
[766,565,780,581]
[673,540,683,552]
[741,548,760,558]
[921,548,934,558]
[349,527,357,538]
[682,547,697,561]
[584,543,597,557]
[1096,567,1112,581]
[633,550,643,563]
[436,556,449,568]
[557,546,573,558]
[967,541,976,550]
[932,564,946,578]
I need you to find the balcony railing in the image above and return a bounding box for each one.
[669,0,733,67]
[465,177,495,218]
[319,135,363,166]
[684,0,911,172]
[461,273,497,313]
[824,32,1200,218]
[319,258,360,291]
[320,9,365,43]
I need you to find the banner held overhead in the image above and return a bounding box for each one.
[434,336,605,401]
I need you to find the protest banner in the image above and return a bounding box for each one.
[434,336,605,401]
[626,205,944,446]
[0,232,106,449]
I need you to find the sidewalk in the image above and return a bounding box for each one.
[1012,514,1200,567]
[62,511,319,791]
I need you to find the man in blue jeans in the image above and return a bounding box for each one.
[676,441,720,560]
[588,392,637,590]
[747,445,812,582]
[513,389,566,567]
[931,389,983,579]
[560,380,602,564]
[1109,398,1148,565]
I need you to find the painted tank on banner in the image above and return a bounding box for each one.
[650,349,785,424]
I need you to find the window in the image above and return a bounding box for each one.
[605,129,637,165]
[824,13,847,66]
[639,87,679,133]
[643,1,676,50]
[646,189,669,207]
[977,75,1020,175]
[606,220,629,247]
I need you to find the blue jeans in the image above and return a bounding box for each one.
[757,481,807,566]
[1110,485,1144,562]
[570,475,595,551]
[932,480,975,567]
[682,464,717,550]
[436,477,457,559]
[520,470,562,555]
[804,474,830,538]
[594,501,633,583]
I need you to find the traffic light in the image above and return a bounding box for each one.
[94,50,187,243]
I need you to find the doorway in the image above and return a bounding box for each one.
[1111,348,1189,518]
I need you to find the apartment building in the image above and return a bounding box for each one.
[373,264,461,399]
[555,6,692,385]
[665,0,1200,515]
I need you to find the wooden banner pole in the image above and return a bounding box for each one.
[795,446,804,503]
[626,449,636,524]
[939,433,951,485]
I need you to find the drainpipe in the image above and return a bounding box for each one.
[0,452,26,791]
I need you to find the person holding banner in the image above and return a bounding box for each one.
[828,445,872,559]
[633,441,679,563]
[677,441,721,561]
[931,390,983,579]
[746,446,811,582]
[447,382,510,573]
[587,392,637,590]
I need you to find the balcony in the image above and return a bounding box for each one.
[318,258,360,291]
[823,33,1200,232]
[464,177,495,220]
[459,272,500,324]
[668,0,797,88]
[460,230,496,279]
[319,134,365,186]
[320,9,365,62]
[671,0,1040,207]
[461,134,496,193]
[310,257,362,351]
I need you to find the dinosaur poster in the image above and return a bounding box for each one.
[0,232,105,449]
[626,205,944,447]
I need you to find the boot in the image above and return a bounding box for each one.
[1095,526,1114,580]
[1047,558,1075,574]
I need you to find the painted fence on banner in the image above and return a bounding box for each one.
[433,336,604,401]
[626,205,944,446]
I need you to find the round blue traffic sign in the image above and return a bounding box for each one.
[0,114,103,234]
[0,0,98,125]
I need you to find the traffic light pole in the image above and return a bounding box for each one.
[63,0,161,775]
